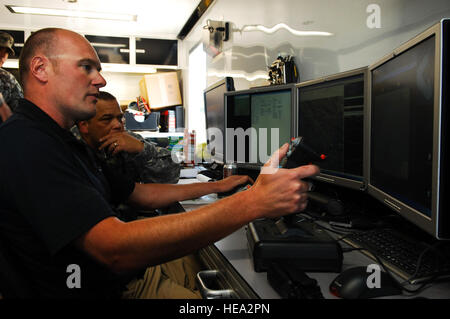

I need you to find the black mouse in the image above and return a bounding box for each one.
[329,266,402,299]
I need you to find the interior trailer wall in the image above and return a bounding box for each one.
[180,0,450,90]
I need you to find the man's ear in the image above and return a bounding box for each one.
[78,121,89,134]
[29,56,50,83]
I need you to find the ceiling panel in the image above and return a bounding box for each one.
[0,0,201,38]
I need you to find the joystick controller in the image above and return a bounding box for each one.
[281,136,327,169]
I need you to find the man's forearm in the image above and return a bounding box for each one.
[77,147,319,275]
[130,181,225,209]
[78,189,260,273]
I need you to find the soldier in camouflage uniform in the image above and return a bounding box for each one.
[73,91,180,184]
[102,129,180,184]
[0,31,23,123]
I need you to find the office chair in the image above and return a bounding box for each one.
[0,239,34,299]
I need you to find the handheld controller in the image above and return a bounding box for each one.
[281,136,326,169]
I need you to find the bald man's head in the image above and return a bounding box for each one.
[18,28,61,89]
[19,28,92,91]
[17,28,106,128]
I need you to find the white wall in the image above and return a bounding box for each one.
[180,0,450,92]
[101,72,142,105]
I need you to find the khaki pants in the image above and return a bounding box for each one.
[122,255,202,299]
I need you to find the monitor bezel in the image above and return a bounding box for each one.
[296,67,369,191]
[203,78,231,165]
[367,21,445,239]
[224,83,298,166]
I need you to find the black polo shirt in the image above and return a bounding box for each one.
[0,99,135,298]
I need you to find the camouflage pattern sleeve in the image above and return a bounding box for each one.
[0,69,23,112]
[125,131,181,184]
[71,127,181,184]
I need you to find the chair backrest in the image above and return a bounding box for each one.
[0,239,34,299]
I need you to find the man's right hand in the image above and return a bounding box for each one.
[77,143,320,274]
[244,143,320,219]
[98,131,144,155]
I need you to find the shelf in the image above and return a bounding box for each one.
[134,131,184,138]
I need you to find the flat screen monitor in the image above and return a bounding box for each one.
[225,84,297,167]
[368,19,450,239]
[297,67,367,190]
[203,77,235,164]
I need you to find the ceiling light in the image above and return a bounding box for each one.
[5,5,137,22]
[241,23,333,37]
[120,49,146,54]
[91,43,127,48]
[3,60,18,68]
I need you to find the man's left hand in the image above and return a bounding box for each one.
[213,175,254,193]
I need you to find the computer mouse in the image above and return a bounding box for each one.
[329,266,402,299]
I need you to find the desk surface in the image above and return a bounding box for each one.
[180,180,450,299]
[215,226,450,299]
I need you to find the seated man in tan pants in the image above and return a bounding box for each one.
[75,91,238,298]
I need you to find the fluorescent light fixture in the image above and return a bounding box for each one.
[241,23,333,37]
[91,43,127,48]
[120,49,146,54]
[90,43,147,55]
[3,60,18,69]
[5,5,137,21]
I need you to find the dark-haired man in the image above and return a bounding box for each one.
[74,90,180,185]
[0,28,318,299]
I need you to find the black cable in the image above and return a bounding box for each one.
[297,212,366,241]
[342,245,448,295]
[404,241,450,288]
[298,212,450,294]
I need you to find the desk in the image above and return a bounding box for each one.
[215,226,450,299]
[180,186,450,299]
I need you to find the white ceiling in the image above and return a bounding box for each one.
[0,0,201,38]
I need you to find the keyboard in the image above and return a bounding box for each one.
[197,169,223,180]
[343,228,450,284]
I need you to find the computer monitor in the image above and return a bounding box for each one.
[224,84,297,167]
[297,67,368,190]
[368,19,449,239]
[203,77,235,164]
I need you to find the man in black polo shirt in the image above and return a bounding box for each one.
[0,28,319,298]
